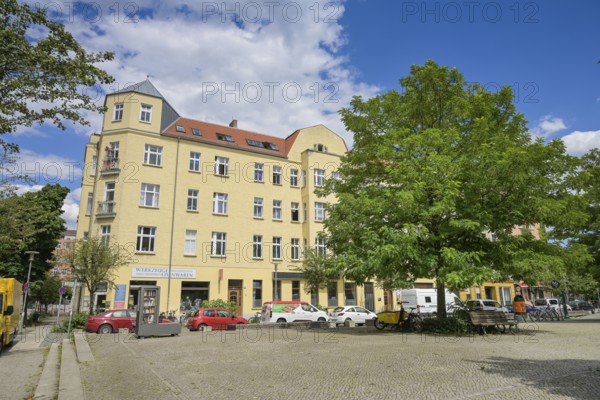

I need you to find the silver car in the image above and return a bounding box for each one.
[329,306,377,326]
[466,299,509,313]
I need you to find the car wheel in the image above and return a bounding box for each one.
[98,324,113,334]
[317,317,326,322]
[276,318,286,323]
[343,318,352,327]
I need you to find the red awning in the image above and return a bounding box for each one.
[514,283,528,287]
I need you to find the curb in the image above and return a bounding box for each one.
[33,342,59,400]
[58,339,84,400]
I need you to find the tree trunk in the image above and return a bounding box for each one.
[89,289,95,315]
[436,279,447,318]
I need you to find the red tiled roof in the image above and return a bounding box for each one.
[162,118,296,157]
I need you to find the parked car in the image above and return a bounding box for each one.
[85,309,137,334]
[260,301,329,323]
[186,308,248,331]
[329,306,377,326]
[569,300,594,312]
[399,288,461,315]
[466,299,509,313]
[533,298,572,311]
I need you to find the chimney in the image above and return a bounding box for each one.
[229,119,238,128]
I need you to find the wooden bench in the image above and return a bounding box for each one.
[468,311,518,334]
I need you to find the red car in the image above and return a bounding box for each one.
[85,309,137,334]
[186,308,248,331]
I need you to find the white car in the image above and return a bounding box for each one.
[466,299,509,313]
[329,306,377,326]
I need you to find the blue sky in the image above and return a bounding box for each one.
[6,0,600,228]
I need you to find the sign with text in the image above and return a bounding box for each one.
[131,267,196,279]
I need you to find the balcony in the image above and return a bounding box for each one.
[101,157,120,175]
[96,201,116,218]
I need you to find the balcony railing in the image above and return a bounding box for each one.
[96,201,116,218]
[101,157,120,175]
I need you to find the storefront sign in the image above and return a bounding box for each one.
[131,267,196,279]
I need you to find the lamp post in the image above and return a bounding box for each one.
[19,251,39,334]
[273,263,279,301]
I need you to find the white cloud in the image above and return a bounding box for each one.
[8,149,83,185]
[531,115,567,138]
[62,188,81,230]
[55,0,378,145]
[561,130,600,156]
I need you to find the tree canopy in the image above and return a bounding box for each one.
[0,0,114,149]
[321,60,584,316]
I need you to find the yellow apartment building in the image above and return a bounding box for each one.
[75,80,385,317]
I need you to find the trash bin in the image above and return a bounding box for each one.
[513,294,526,323]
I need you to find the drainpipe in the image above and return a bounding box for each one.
[167,137,180,313]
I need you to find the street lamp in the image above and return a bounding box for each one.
[273,263,279,301]
[19,251,39,334]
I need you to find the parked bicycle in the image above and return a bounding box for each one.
[374,302,423,332]
[247,312,261,324]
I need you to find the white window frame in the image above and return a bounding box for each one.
[136,226,156,253]
[290,168,298,187]
[140,104,152,122]
[314,202,326,222]
[140,183,160,208]
[212,232,227,256]
[253,235,263,259]
[314,169,325,187]
[187,189,199,211]
[291,202,299,222]
[254,197,263,218]
[272,200,282,221]
[113,103,124,121]
[144,144,163,166]
[254,163,264,182]
[272,165,282,185]
[189,152,201,172]
[213,193,228,215]
[315,237,327,256]
[291,238,300,261]
[85,192,93,216]
[100,225,111,245]
[272,237,282,260]
[214,156,229,176]
[184,229,197,256]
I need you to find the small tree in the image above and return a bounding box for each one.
[293,248,338,296]
[69,237,132,314]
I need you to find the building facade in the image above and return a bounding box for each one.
[50,229,77,281]
[76,80,384,316]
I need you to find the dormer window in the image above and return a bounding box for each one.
[176,125,185,133]
[113,103,123,121]
[314,144,327,152]
[192,128,201,136]
[216,133,235,142]
[140,104,152,123]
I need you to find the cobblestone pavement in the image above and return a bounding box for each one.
[80,315,600,400]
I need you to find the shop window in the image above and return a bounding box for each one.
[252,280,262,308]
[292,281,300,301]
[180,281,210,311]
[328,281,338,307]
[344,282,356,306]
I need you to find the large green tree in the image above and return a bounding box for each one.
[0,0,114,149]
[0,183,68,281]
[69,236,132,314]
[293,248,338,297]
[321,61,584,316]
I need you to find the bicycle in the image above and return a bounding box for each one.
[374,303,423,332]
[247,312,261,324]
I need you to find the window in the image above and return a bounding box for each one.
[332,171,342,181]
[315,237,327,256]
[187,189,198,211]
[176,125,185,133]
[192,128,201,136]
[291,238,300,261]
[136,226,156,252]
[328,281,338,307]
[214,156,229,176]
[272,165,282,185]
[85,192,93,216]
[100,225,111,245]
[140,104,152,122]
[253,280,263,308]
[253,235,263,259]
[314,143,328,152]
[216,133,235,142]
[113,103,123,121]
[189,152,201,171]
[272,237,282,260]
[184,230,197,256]
[273,279,281,301]
[144,144,162,166]
[344,283,356,306]
[314,169,325,187]
[314,202,326,222]
[91,156,98,176]
[254,163,264,182]
[291,202,299,222]
[108,142,119,159]
[292,281,300,301]
[140,183,160,207]
[254,197,263,218]
[246,139,265,148]
[211,232,226,256]
[290,168,298,187]
[213,193,228,215]
[272,200,282,220]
